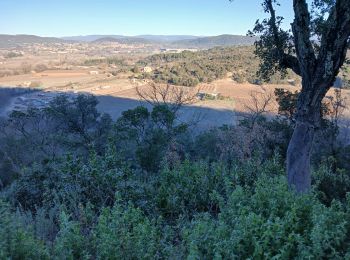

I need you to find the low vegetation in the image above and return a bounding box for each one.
[1,0,349,257]
[0,90,349,258]
[4,52,23,59]
[83,57,127,66]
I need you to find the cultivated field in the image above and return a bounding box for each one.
[1,43,349,129]
[1,71,349,130]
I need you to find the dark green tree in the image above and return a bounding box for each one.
[247,0,350,192]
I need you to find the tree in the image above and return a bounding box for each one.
[242,90,276,128]
[115,105,188,172]
[136,82,198,114]
[246,0,350,192]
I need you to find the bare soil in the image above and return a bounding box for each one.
[1,73,349,129]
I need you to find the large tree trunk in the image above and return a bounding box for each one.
[287,120,315,193]
[286,75,322,193]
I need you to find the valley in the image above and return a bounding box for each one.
[1,36,350,129]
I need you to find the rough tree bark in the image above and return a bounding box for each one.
[260,0,350,192]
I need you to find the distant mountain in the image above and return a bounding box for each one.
[0,34,257,49]
[92,37,154,44]
[136,35,200,42]
[172,34,258,48]
[62,35,200,43]
[61,34,257,48]
[61,35,125,42]
[0,34,68,48]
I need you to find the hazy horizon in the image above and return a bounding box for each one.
[0,33,249,37]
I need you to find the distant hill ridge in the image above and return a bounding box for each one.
[62,35,201,42]
[0,34,69,48]
[92,37,154,44]
[89,34,257,48]
[172,34,258,48]
[0,34,257,49]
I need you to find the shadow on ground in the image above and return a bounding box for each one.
[0,86,246,130]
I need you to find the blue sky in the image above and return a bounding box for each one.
[0,0,294,37]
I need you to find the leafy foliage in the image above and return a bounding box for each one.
[0,93,350,258]
[182,176,350,259]
[1,166,350,258]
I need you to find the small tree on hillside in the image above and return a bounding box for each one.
[243,0,350,192]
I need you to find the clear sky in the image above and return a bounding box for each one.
[0,0,295,37]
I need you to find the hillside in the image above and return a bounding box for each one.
[61,35,125,42]
[92,36,154,44]
[136,35,200,42]
[0,34,257,49]
[61,34,257,48]
[62,34,200,42]
[137,46,299,87]
[0,34,68,48]
[172,34,258,48]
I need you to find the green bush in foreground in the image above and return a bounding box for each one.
[1,165,350,259]
[0,201,49,259]
[95,197,160,260]
[1,92,350,259]
[182,176,350,259]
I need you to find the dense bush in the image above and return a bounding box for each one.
[1,93,350,258]
[1,168,350,258]
[182,176,350,259]
[95,198,160,259]
[156,161,227,219]
[0,201,49,259]
[114,105,188,172]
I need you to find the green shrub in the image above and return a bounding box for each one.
[182,176,350,259]
[95,196,160,259]
[1,91,350,259]
[0,201,49,259]
[156,161,227,219]
[1,158,350,258]
[115,105,188,172]
[53,211,90,259]
[313,162,350,205]
[7,151,123,212]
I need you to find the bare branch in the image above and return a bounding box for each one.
[136,82,199,113]
[242,89,277,127]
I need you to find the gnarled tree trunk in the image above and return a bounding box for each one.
[287,121,315,193]
[286,79,321,193]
